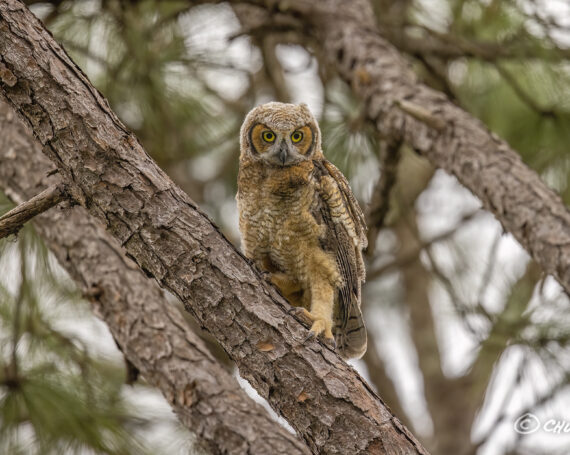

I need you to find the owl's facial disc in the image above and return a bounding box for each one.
[249,124,314,167]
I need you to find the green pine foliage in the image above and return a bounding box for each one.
[0,222,151,454]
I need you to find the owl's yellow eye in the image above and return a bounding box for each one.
[291,131,303,143]
[262,131,276,142]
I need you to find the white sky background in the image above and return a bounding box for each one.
[1,1,568,454]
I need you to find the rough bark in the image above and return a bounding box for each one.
[0,2,428,454]
[235,0,570,295]
[0,102,310,455]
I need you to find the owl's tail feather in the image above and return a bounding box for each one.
[335,307,367,360]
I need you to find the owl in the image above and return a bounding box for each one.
[237,102,367,359]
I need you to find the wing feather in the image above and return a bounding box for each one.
[312,160,367,359]
[322,160,368,251]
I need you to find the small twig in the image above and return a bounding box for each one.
[414,53,457,101]
[394,21,570,62]
[467,357,525,455]
[259,35,291,102]
[366,139,402,256]
[495,63,557,118]
[60,40,110,69]
[0,184,67,239]
[476,231,502,307]
[368,209,480,280]
[7,240,27,387]
[424,246,485,338]
[395,99,447,130]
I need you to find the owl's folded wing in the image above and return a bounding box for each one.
[312,160,367,359]
[322,160,368,252]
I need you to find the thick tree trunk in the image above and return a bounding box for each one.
[0,102,310,455]
[0,2,428,454]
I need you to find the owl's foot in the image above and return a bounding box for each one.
[290,307,335,348]
[259,270,272,282]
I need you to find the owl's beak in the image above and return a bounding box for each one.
[278,141,289,165]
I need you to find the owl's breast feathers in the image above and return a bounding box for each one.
[238,159,313,195]
[237,159,314,272]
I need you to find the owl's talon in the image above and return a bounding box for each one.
[309,319,326,336]
[289,307,314,326]
[288,306,299,317]
[291,308,336,347]
[260,270,271,282]
[324,337,337,350]
[304,331,316,343]
[308,319,335,344]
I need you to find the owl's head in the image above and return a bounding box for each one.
[240,102,322,167]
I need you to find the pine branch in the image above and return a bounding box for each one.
[0,184,66,238]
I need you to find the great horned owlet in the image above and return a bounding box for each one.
[237,102,367,359]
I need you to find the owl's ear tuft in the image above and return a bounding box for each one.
[298,103,311,116]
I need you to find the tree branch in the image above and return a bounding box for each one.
[366,139,402,256]
[0,2,428,454]
[378,23,570,63]
[494,63,557,118]
[0,183,66,238]
[0,102,309,455]
[367,209,479,281]
[259,35,291,102]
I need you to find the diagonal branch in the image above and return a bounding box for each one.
[0,183,66,238]
[0,2,428,454]
[0,101,310,455]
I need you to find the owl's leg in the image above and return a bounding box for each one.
[270,272,304,307]
[296,276,334,342]
[290,249,338,344]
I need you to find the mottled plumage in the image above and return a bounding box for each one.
[237,102,367,359]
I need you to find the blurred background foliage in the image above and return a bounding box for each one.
[0,0,569,453]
